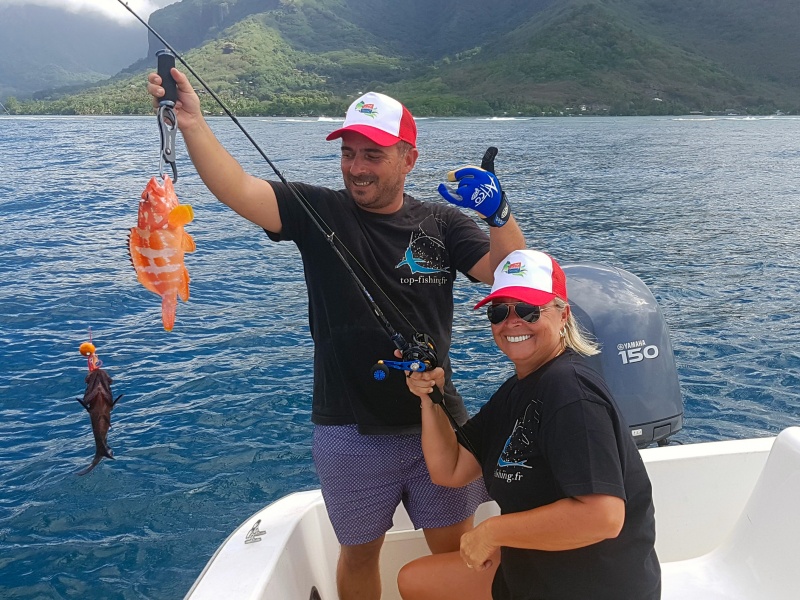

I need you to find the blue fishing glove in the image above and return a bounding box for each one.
[437,148,511,227]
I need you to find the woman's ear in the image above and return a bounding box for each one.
[561,303,571,327]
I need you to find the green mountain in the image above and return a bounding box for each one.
[7,0,800,116]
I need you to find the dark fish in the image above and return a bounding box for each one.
[76,368,122,476]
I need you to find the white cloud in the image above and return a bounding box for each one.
[0,0,180,25]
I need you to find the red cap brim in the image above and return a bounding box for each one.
[474,286,557,309]
[326,124,401,146]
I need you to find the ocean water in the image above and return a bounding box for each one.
[0,114,798,599]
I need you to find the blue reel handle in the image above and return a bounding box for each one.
[372,363,389,381]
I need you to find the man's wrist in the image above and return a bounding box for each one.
[482,192,511,227]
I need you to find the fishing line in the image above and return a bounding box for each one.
[113,1,487,447]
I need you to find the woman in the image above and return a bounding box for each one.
[400,249,661,600]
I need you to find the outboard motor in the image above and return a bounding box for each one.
[562,263,683,447]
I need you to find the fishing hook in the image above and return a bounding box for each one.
[79,327,103,372]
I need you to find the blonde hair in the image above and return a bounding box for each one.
[554,297,600,357]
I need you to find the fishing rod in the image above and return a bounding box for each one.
[115,1,479,432]
[116,0,421,343]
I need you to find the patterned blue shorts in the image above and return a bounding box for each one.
[313,424,489,546]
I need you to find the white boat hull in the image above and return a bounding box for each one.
[186,429,800,600]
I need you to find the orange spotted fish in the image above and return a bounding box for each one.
[129,175,196,331]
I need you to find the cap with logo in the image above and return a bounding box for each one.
[326,92,417,147]
[474,249,568,309]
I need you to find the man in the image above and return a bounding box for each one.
[148,70,525,599]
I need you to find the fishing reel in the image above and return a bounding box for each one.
[372,333,444,404]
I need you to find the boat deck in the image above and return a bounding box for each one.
[186,434,780,600]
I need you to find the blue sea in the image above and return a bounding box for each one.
[1,114,798,599]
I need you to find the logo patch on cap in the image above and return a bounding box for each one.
[503,261,526,277]
[326,91,417,147]
[474,249,567,309]
[355,101,378,118]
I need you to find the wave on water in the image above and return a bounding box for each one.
[257,117,343,123]
[475,116,532,121]
[673,115,793,122]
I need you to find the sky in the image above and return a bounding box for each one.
[0,0,180,24]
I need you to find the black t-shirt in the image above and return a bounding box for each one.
[267,181,489,434]
[462,350,661,600]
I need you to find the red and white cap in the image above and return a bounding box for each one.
[326,92,417,147]
[474,249,568,309]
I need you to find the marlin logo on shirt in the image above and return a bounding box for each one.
[355,101,378,118]
[497,437,530,468]
[395,219,449,283]
[396,247,448,274]
[496,402,539,469]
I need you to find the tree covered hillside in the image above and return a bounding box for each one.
[7,0,800,116]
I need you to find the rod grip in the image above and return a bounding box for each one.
[156,49,177,104]
[480,146,498,174]
[430,386,444,405]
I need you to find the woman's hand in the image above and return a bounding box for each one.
[404,366,446,402]
[460,521,499,571]
[394,349,446,401]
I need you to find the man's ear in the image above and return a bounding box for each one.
[403,146,419,174]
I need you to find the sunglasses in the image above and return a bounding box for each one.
[486,302,543,325]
